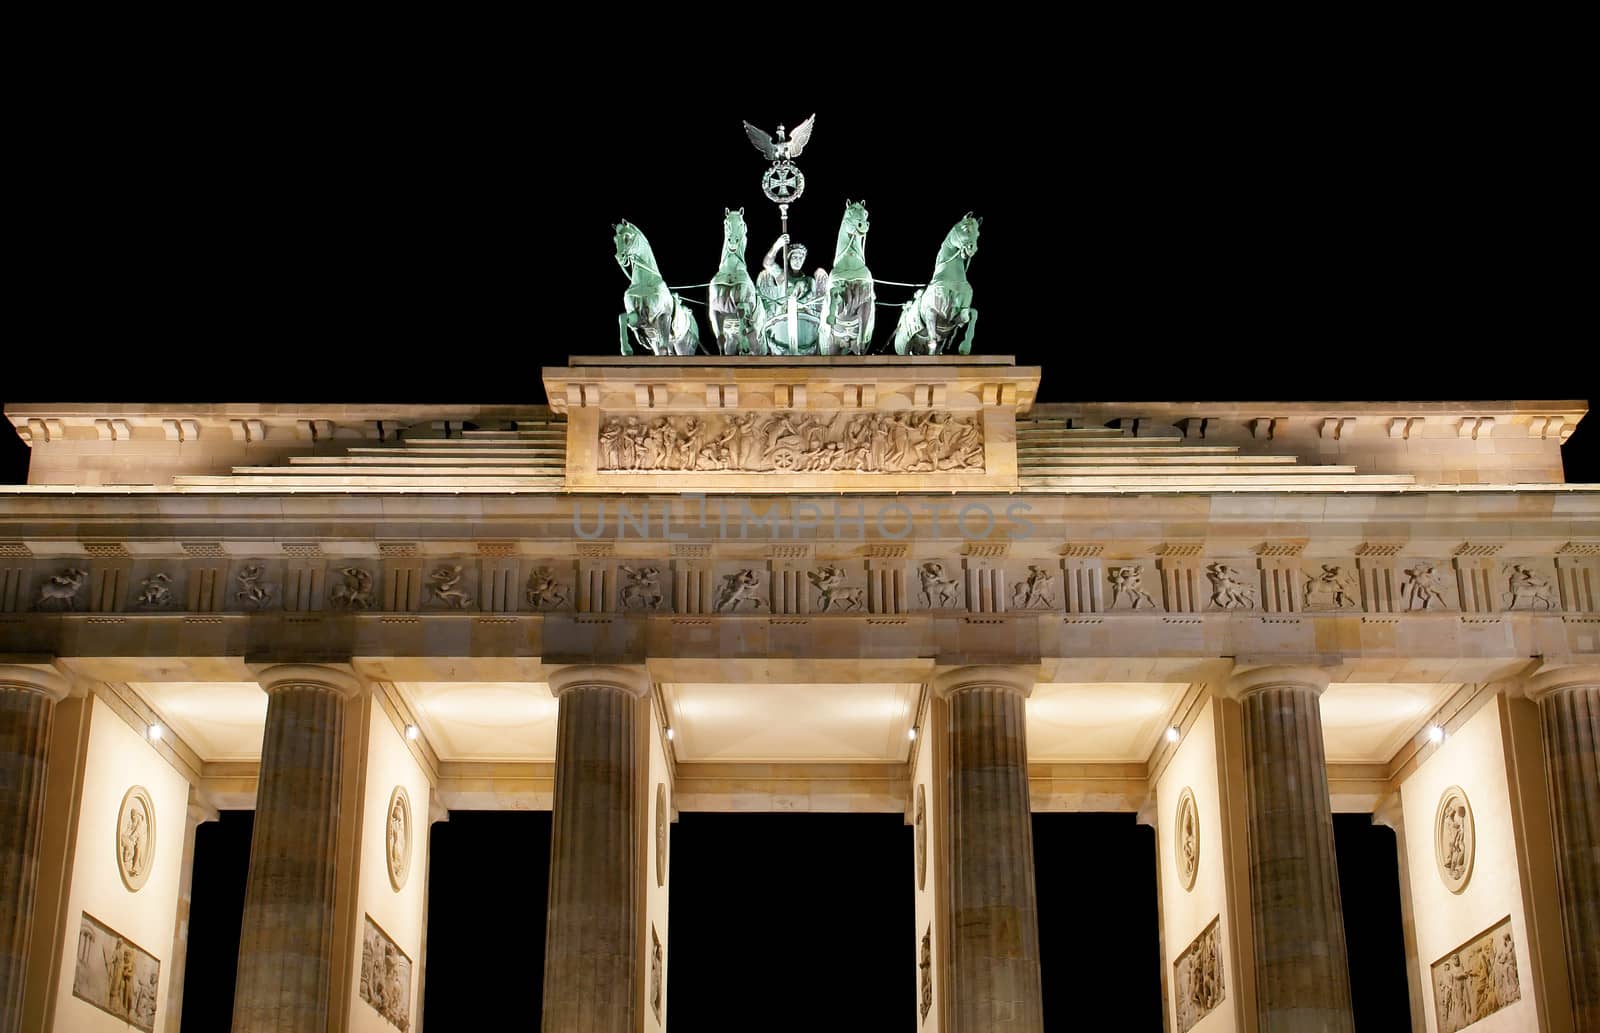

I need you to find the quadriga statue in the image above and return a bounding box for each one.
[892,213,980,355]
[614,220,700,356]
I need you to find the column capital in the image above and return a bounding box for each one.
[1219,664,1331,701]
[1524,664,1600,702]
[930,664,1039,700]
[547,664,652,699]
[253,662,364,699]
[0,662,70,703]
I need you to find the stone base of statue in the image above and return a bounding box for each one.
[544,356,1039,493]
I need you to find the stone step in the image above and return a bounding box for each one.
[1018,432,1186,445]
[1019,464,1366,477]
[1017,444,1241,454]
[1018,473,1416,488]
[302,454,566,466]
[177,474,567,488]
[1018,454,1299,467]
[236,464,563,477]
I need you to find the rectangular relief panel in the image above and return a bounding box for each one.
[1172,915,1225,1033]
[1430,916,1520,1033]
[73,912,160,1033]
[359,914,414,1032]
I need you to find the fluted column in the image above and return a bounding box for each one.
[1526,665,1600,1028]
[542,665,651,1033]
[0,665,67,1033]
[232,664,361,1033]
[933,665,1043,1033]
[1223,666,1354,1033]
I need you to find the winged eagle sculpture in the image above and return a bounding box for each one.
[743,115,816,161]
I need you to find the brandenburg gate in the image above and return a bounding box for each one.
[0,354,1595,1031]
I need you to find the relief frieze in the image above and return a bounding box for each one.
[597,411,984,474]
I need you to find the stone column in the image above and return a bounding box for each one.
[542,665,651,1033]
[1223,666,1354,1032]
[165,794,219,1033]
[232,664,361,1033]
[932,665,1043,1033]
[1526,665,1600,1028]
[0,665,67,1033]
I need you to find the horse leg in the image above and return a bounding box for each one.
[957,307,978,355]
[893,300,917,355]
[619,312,635,355]
[860,289,876,354]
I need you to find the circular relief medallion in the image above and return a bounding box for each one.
[915,785,928,891]
[655,783,668,887]
[386,786,413,892]
[1174,788,1200,892]
[1434,786,1475,893]
[116,786,156,892]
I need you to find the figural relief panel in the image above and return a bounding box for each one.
[1010,565,1058,609]
[1434,786,1475,894]
[424,565,474,609]
[73,912,160,1032]
[132,571,178,611]
[619,565,667,611]
[36,567,89,611]
[1400,560,1456,611]
[387,786,413,892]
[808,565,864,612]
[1173,916,1225,1033]
[1499,561,1558,610]
[713,567,767,612]
[914,785,927,892]
[117,786,156,892]
[1301,562,1360,610]
[525,565,571,610]
[1174,788,1199,893]
[329,566,377,610]
[655,782,669,888]
[233,561,279,610]
[597,411,984,474]
[651,924,664,1023]
[1431,916,1520,1033]
[1203,562,1256,611]
[915,561,963,610]
[360,914,413,1031]
[919,926,933,1024]
[1106,564,1158,610]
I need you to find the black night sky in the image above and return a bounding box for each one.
[3,70,1589,1031]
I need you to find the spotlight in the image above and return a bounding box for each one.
[1165,726,1181,744]
[147,723,164,743]
[665,727,675,741]
[908,727,918,741]
[1427,725,1445,745]
[405,724,420,742]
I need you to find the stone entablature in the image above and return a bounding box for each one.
[10,378,1582,491]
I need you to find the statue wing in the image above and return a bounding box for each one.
[786,114,816,157]
[743,121,778,160]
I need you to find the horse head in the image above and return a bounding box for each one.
[613,220,646,269]
[946,213,982,261]
[721,207,748,256]
[842,199,870,238]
